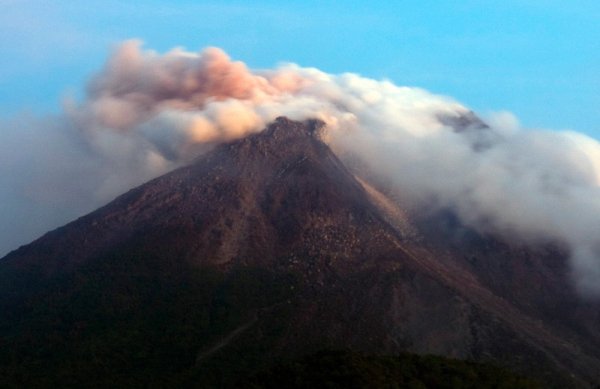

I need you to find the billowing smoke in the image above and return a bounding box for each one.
[2,40,600,296]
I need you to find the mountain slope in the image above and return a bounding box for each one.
[1,117,599,387]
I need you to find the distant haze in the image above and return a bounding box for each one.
[1,41,599,295]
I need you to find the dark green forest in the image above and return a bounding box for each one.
[247,350,542,389]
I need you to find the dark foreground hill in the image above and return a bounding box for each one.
[246,350,542,389]
[1,117,599,388]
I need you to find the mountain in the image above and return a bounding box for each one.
[1,117,599,388]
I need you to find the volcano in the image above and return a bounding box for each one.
[1,117,599,387]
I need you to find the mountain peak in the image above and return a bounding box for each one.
[268,116,326,138]
[200,117,330,173]
[235,116,326,156]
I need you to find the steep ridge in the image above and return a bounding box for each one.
[360,178,600,385]
[1,117,599,387]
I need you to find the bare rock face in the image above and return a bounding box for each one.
[1,117,599,388]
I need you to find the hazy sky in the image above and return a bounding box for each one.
[0,0,598,137]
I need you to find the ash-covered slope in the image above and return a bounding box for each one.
[1,117,402,276]
[1,118,599,388]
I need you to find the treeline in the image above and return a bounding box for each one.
[245,350,542,389]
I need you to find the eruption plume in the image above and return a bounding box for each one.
[2,40,600,295]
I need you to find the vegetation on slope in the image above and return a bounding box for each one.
[246,350,542,389]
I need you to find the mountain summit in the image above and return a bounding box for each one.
[1,118,599,387]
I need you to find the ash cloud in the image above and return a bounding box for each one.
[2,40,600,296]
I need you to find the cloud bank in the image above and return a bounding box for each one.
[2,40,600,295]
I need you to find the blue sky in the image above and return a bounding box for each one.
[1,0,598,137]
